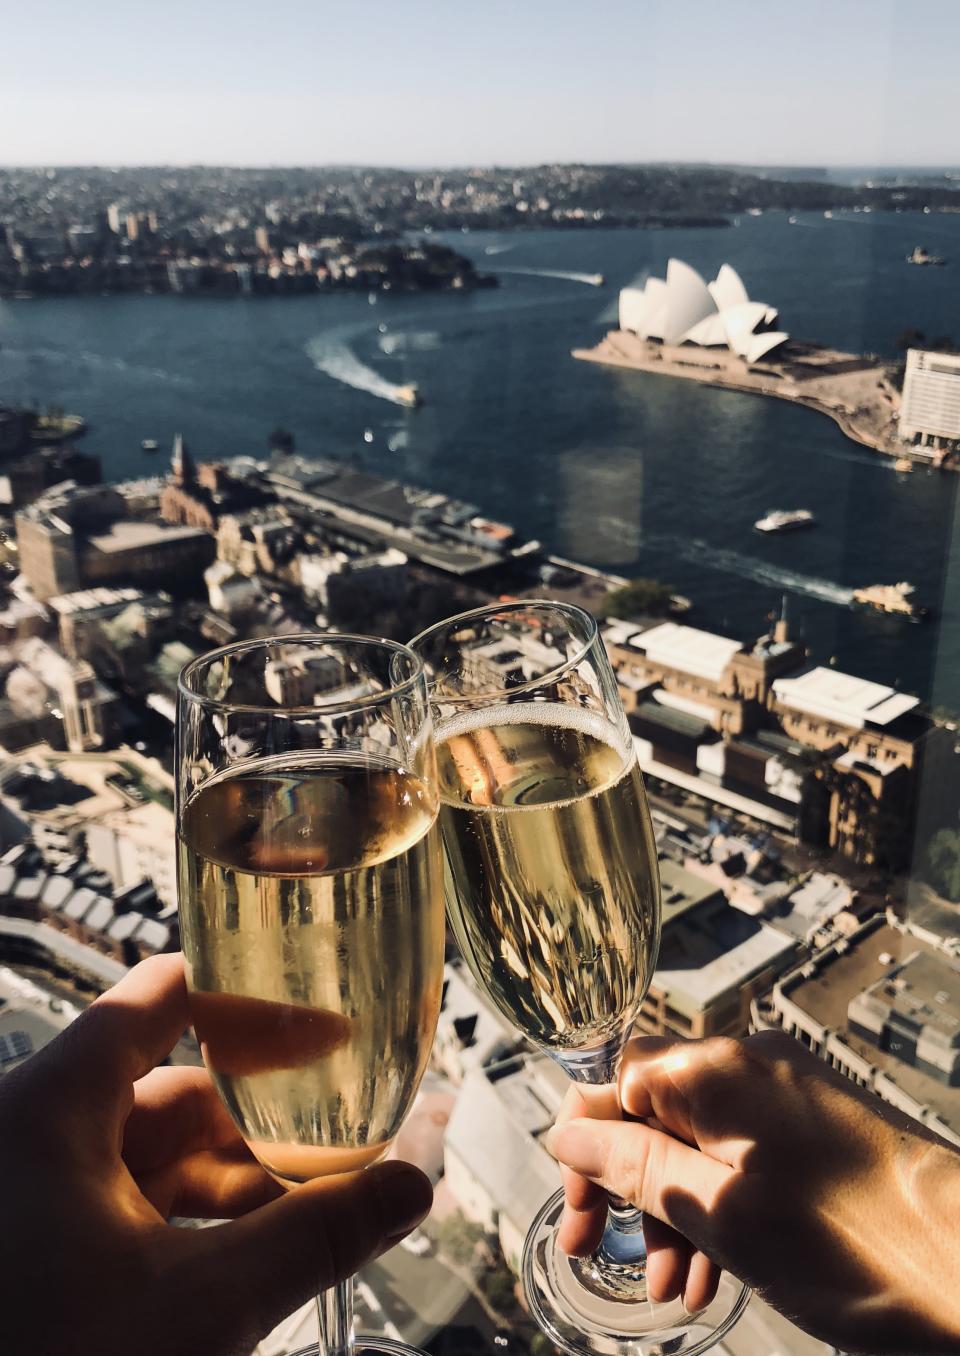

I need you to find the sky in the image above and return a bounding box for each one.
[3,0,960,168]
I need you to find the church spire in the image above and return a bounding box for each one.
[171,432,195,484]
[773,593,790,644]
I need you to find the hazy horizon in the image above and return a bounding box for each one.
[2,160,959,174]
[5,0,960,167]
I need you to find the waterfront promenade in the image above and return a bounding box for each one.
[573,330,917,462]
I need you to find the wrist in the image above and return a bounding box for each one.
[894,1139,960,1351]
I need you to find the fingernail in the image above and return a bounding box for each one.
[368,1161,432,1235]
[542,1122,605,1179]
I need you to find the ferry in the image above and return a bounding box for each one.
[894,457,914,473]
[141,438,159,452]
[906,245,946,267]
[853,581,928,621]
[395,383,423,409]
[754,508,816,534]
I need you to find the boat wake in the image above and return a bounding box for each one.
[378,329,440,356]
[484,243,515,255]
[305,329,414,406]
[494,267,605,287]
[2,341,194,387]
[649,534,854,607]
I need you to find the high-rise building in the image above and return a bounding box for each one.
[899,348,960,452]
[106,202,123,235]
[125,212,140,242]
[255,226,271,254]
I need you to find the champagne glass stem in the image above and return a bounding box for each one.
[556,1041,649,1276]
[317,1278,355,1356]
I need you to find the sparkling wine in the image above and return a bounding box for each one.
[436,705,659,1052]
[178,755,445,1185]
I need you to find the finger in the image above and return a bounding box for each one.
[643,1213,692,1304]
[557,1168,607,1257]
[124,1067,240,1172]
[682,1247,722,1314]
[30,954,189,1122]
[552,1080,618,1255]
[620,1037,697,1142]
[138,1143,283,1219]
[184,1160,433,1350]
[560,1160,607,1217]
[554,1087,614,1215]
[544,1117,734,1250]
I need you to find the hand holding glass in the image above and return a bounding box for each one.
[176,635,445,1356]
[410,602,748,1356]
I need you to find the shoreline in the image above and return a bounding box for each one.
[573,331,942,468]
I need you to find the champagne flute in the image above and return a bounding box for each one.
[176,633,446,1356]
[410,601,749,1356]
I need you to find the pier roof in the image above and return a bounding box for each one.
[772,667,919,731]
[633,621,743,683]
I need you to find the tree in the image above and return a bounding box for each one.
[924,827,960,902]
[481,1266,517,1311]
[435,1212,485,1267]
[268,426,295,453]
[598,578,673,621]
[895,327,926,352]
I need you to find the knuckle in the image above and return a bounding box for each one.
[704,1036,746,1068]
[607,1130,651,1207]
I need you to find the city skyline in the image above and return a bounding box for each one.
[4,0,960,167]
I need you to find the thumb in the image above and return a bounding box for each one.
[187,1160,432,1347]
[544,1117,734,1245]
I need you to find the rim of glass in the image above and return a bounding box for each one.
[408,599,600,706]
[177,631,425,718]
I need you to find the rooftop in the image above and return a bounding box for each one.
[767,872,853,943]
[443,1065,560,1236]
[659,857,726,928]
[784,920,960,1137]
[47,586,158,616]
[853,949,960,1047]
[772,667,920,731]
[656,900,796,1016]
[633,621,743,683]
[85,520,211,555]
[266,454,512,576]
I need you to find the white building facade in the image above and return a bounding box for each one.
[899,348,960,451]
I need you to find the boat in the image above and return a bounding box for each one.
[788,216,798,225]
[754,508,816,534]
[852,581,928,621]
[395,383,423,409]
[906,245,946,266]
[824,210,834,219]
[894,457,914,473]
[141,438,159,452]
[587,273,605,287]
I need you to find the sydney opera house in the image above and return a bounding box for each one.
[618,260,789,365]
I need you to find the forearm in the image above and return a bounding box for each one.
[883,1138,960,1354]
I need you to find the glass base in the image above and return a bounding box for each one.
[289,1339,429,1355]
[522,1188,750,1356]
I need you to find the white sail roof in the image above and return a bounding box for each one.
[617,259,788,362]
[708,263,749,311]
[661,260,715,345]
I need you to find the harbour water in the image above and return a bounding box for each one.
[1,211,959,707]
